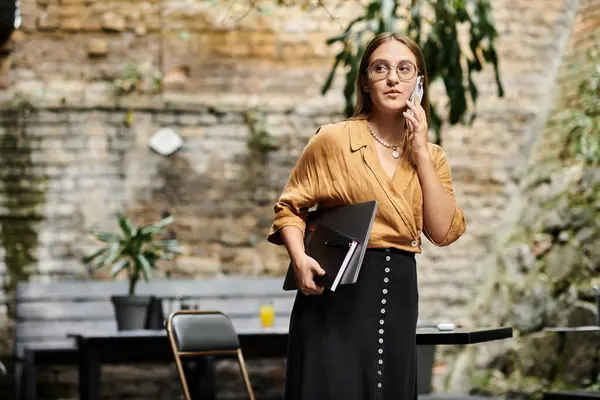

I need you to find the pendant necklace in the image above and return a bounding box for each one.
[367,121,405,159]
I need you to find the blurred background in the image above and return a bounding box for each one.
[0,0,598,399]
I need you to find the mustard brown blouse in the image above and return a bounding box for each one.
[267,119,466,253]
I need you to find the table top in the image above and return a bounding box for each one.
[543,326,600,332]
[69,326,513,346]
[415,326,513,345]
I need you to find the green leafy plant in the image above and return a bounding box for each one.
[556,56,600,166]
[82,215,183,295]
[202,0,505,144]
[321,0,504,142]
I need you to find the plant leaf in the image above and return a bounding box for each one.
[142,250,159,263]
[140,215,174,235]
[100,242,122,268]
[110,259,129,277]
[321,51,345,95]
[152,240,184,254]
[91,231,121,243]
[118,215,136,238]
[82,246,109,264]
[137,253,153,281]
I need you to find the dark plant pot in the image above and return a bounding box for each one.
[110,295,164,331]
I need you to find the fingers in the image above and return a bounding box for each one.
[403,110,419,132]
[300,279,323,295]
[405,99,425,116]
[418,103,426,120]
[404,100,420,122]
[404,101,428,141]
[302,280,324,296]
[312,264,326,277]
[305,264,325,295]
[405,100,427,126]
[297,261,325,296]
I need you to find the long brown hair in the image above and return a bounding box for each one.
[350,33,430,162]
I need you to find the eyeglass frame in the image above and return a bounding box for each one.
[365,59,420,82]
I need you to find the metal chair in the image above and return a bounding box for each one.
[165,310,255,400]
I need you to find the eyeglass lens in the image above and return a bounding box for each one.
[369,60,417,81]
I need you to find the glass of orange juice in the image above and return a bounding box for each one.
[259,301,275,328]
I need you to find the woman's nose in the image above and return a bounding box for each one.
[386,72,399,85]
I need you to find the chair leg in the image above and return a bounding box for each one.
[236,350,255,400]
[173,352,192,400]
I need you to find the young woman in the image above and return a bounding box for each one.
[267,32,467,400]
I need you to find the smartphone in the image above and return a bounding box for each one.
[406,75,424,131]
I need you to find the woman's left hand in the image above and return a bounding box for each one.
[403,100,430,164]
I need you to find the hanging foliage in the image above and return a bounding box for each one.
[320,0,504,144]
[202,0,505,144]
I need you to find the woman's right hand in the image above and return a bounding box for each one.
[293,254,326,296]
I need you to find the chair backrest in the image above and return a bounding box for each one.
[166,310,256,400]
[168,311,240,354]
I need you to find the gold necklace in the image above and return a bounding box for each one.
[367,121,405,159]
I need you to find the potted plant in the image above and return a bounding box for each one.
[82,214,183,331]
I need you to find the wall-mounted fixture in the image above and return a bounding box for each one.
[148,127,183,156]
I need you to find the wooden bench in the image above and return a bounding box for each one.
[13,277,296,399]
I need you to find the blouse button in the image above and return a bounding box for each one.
[382,289,388,294]
[411,240,418,247]
[378,383,382,388]
[385,255,391,261]
[385,267,390,273]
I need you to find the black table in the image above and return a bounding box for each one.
[543,326,600,333]
[72,326,513,400]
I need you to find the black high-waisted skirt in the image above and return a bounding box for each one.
[285,248,419,400]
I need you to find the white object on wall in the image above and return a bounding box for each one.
[148,127,183,156]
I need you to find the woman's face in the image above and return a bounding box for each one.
[364,40,420,114]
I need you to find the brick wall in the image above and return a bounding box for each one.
[0,0,584,397]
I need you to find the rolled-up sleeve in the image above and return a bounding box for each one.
[267,126,335,245]
[423,148,467,247]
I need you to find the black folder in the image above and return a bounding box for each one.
[292,223,358,291]
[282,200,378,291]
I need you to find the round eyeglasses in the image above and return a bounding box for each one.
[367,60,418,82]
